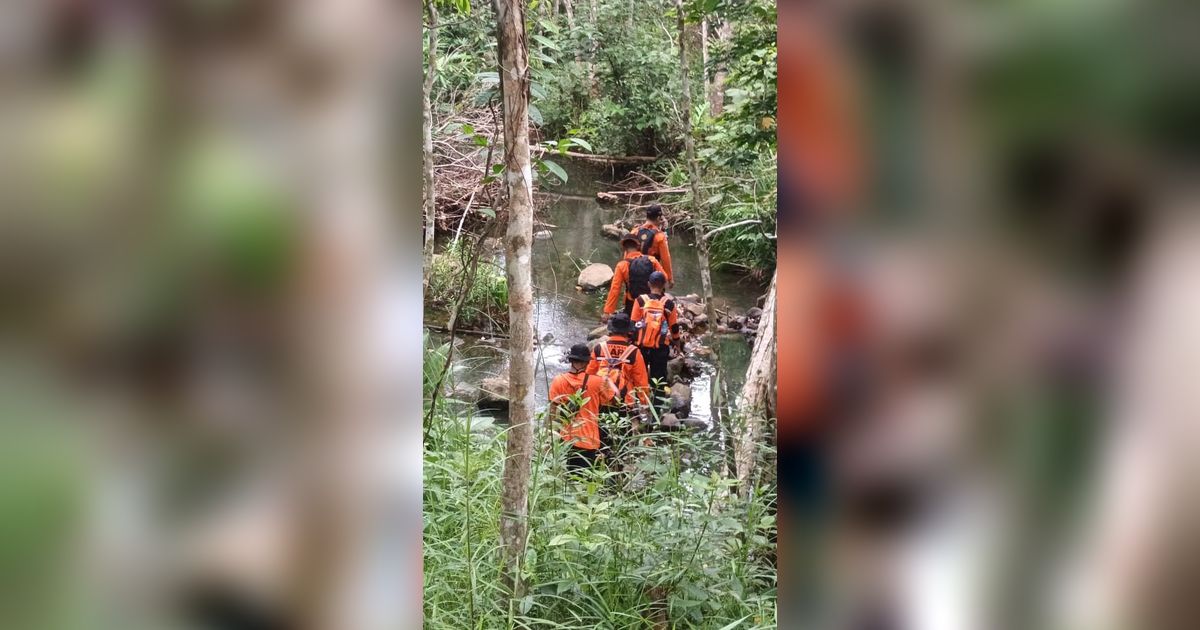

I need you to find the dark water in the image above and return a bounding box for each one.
[436,159,767,428]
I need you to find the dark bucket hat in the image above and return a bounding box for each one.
[565,343,592,363]
[608,312,634,334]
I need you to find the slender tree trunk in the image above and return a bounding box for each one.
[676,0,717,327]
[709,19,731,116]
[493,0,536,599]
[422,0,439,290]
[564,0,578,63]
[677,0,725,446]
[735,271,776,497]
[701,17,710,105]
[586,0,599,97]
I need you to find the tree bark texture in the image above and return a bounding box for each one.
[493,0,536,599]
[677,0,724,441]
[283,1,410,628]
[422,0,439,290]
[701,17,710,103]
[586,0,598,94]
[709,19,731,116]
[676,0,717,327]
[735,271,776,498]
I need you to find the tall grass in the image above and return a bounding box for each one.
[424,408,778,629]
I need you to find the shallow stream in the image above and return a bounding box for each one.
[435,159,768,430]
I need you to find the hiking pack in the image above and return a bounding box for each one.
[637,226,659,255]
[595,342,638,402]
[626,255,655,301]
[635,294,672,349]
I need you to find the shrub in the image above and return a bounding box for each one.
[426,238,508,329]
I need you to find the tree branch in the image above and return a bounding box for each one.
[702,219,761,240]
[531,146,659,163]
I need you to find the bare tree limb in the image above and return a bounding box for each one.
[702,219,761,240]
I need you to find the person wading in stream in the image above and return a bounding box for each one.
[631,205,673,288]
[631,271,681,419]
[587,313,651,455]
[604,235,666,319]
[549,343,619,472]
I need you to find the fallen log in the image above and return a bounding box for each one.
[598,187,687,196]
[425,325,508,339]
[531,147,659,164]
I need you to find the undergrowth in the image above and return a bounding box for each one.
[423,404,777,629]
[427,238,508,329]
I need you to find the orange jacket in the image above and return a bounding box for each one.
[631,292,680,345]
[630,222,673,282]
[586,334,650,406]
[604,251,666,314]
[549,369,617,450]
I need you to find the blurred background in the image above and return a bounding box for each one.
[2,0,1198,628]
[0,1,421,629]
[776,0,1199,629]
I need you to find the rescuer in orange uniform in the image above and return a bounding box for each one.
[631,271,680,417]
[604,235,666,319]
[587,313,651,443]
[549,343,618,471]
[630,205,673,287]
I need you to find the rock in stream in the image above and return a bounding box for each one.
[577,263,614,291]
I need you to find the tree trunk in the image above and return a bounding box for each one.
[677,0,725,448]
[701,17,710,105]
[586,0,599,97]
[735,271,776,497]
[676,0,717,328]
[422,0,439,291]
[709,20,731,116]
[493,0,536,599]
[564,0,578,63]
[284,1,410,627]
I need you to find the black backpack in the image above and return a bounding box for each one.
[626,255,655,300]
[637,226,658,255]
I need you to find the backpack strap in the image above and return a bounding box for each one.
[617,344,638,362]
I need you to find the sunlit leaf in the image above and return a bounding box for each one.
[540,159,567,183]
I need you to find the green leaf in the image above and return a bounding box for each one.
[548,533,574,546]
[473,134,489,147]
[528,104,544,126]
[478,207,496,219]
[460,123,475,135]
[491,163,504,174]
[569,137,594,152]
[530,82,547,100]
[532,34,560,51]
[540,159,567,183]
[715,616,752,630]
